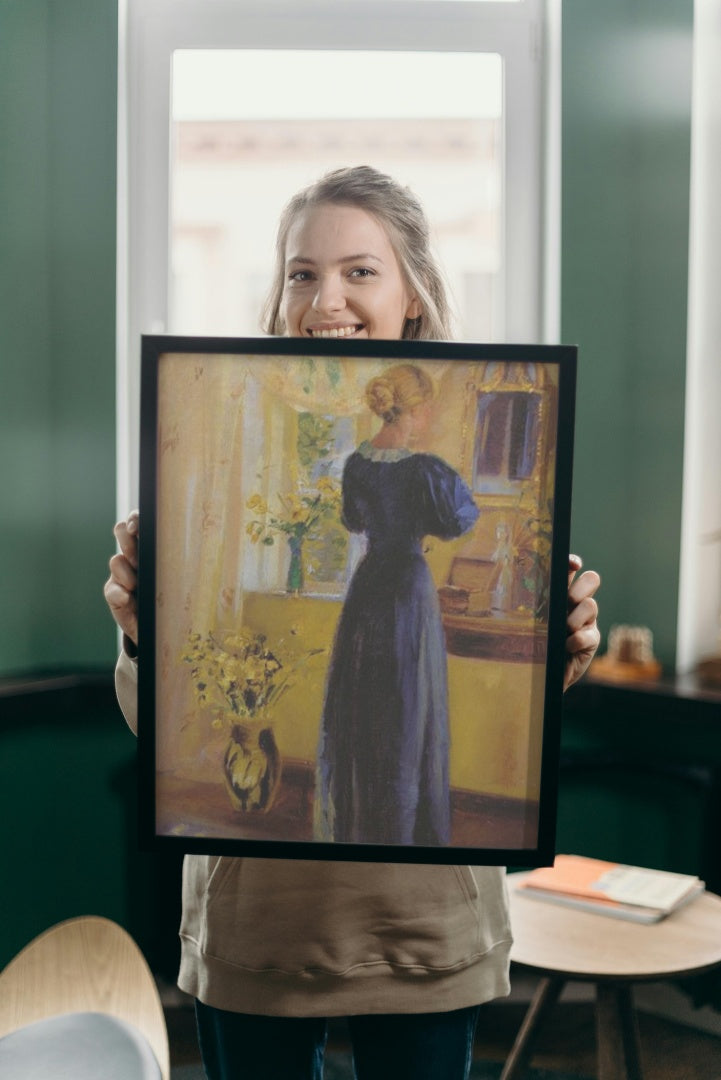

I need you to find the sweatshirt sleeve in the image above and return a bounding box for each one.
[115,646,139,736]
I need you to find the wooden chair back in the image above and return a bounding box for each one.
[0,916,169,1080]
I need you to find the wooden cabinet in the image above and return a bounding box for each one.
[558,675,721,892]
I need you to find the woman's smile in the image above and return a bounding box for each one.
[306,323,365,339]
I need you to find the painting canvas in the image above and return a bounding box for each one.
[138,336,576,865]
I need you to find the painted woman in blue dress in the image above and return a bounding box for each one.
[316,363,479,847]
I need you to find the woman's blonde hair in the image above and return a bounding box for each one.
[262,165,453,341]
[365,364,434,425]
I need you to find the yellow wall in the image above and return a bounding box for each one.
[242,591,544,801]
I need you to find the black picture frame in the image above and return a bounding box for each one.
[138,336,576,865]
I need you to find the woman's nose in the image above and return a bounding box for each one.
[312,274,345,314]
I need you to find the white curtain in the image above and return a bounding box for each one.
[152,351,418,775]
[154,354,250,775]
[677,0,721,672]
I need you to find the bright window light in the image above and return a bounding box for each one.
[172,50,502,121]
[170,50,503,341]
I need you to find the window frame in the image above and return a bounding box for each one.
[117,0,558,511]
[676,0,721,675]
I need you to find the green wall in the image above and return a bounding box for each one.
[0,0,135,971]
[0,2,693,677]
[0,683,184,974]
[562,0,693,669]
[0,0,118,675]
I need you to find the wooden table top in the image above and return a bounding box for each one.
[508,871,721,982]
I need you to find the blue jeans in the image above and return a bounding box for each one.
[195,1000,481,1080]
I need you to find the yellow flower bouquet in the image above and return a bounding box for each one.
[180,628,324,812]
[181,629,280,724]
[246,476,342,592]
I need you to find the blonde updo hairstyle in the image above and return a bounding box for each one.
[365,364,435,426]
[262,165,453,341]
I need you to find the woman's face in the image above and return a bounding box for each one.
[281,203,421,340]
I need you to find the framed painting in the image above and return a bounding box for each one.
[137,336,576,865]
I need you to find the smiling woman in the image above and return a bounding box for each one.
[263,167,451,342]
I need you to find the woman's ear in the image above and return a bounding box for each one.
[406,296,423,320]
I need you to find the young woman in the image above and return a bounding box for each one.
[106,166,601,1080]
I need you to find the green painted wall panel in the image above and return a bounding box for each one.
[0,685,184,977]
[0,0,118,674]
[562,0,693,669]
[0,714,133,966]
[46,0,119,667]
[0,3,54,669]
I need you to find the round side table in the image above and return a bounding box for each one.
[503,872,721,1080]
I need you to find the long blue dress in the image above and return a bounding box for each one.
[315,440,480,847]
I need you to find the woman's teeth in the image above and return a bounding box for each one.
[310,325,360,338]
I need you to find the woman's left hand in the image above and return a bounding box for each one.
[564,554,601,691]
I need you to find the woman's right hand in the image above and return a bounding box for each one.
[104,510,139,646]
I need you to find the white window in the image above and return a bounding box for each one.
[117,0,558,511]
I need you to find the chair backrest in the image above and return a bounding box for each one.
[0,915,170,1080]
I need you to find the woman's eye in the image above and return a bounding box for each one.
[349,267,375,279]
[288,269,313,283]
